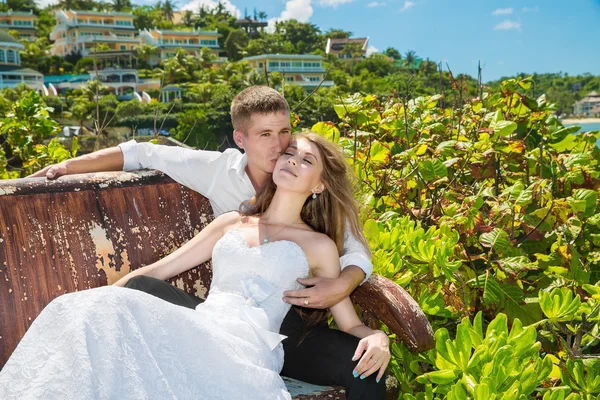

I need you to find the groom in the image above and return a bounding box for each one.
[30,86,384,399]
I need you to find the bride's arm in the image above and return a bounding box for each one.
[113,212,239,287]
[309,237,390,382]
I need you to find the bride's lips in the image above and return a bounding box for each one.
[280,167,297,177]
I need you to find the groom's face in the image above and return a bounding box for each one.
[234,112,292,175]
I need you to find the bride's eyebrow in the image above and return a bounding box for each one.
[286,144,318,161]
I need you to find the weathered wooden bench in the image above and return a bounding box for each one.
[0,170,435,399]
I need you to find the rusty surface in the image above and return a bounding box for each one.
[0,171,214,368]
[0,170,432,398]
[351,274,435,352]
[284,377,344,400]
[0,170,172,196]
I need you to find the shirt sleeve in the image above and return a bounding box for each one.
[340,223,373,285]
[118,140,224,196]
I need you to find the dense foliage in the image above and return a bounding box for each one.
[1,1,600,398]
[0,87,77,178]
[3,0,596,117]
[310,76,600,398]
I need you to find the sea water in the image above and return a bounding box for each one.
[563,122,600,149]
[564,122,600,133]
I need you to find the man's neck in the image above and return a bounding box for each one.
[245,164,270,193]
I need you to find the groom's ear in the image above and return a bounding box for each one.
[233,130,246,149]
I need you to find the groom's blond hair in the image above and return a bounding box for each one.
[230,86,290,134]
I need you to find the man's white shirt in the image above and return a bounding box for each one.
[119,140,373,283]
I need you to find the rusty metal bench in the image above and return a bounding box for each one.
[0,170,434,399]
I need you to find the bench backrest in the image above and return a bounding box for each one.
[0,171,214,367]
[0,170,436,368]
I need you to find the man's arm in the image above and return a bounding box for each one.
[27,146,124,179]
[283,223,372,309]
[28,140,223,198]
[283,265,365,309]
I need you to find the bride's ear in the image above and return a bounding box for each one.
[313,182,325,195]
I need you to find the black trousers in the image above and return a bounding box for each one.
[124,276,385,400]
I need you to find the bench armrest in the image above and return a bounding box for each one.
[350,274,435,352]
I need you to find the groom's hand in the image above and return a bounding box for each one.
[283,276,349,309]
[27,162,69,179]
[283,265,365,309]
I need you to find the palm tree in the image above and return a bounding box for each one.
[257,11,267,21]
[90,42,110,54]
[55,0,77,10]
[420,58,437,75]
[182,10,194,27]
[404,50,418,70]
[111,0,132,12]
[215,1,225,17]
[198,47,216,68]
[246,69,266,86]
[136,43,159,67]
[163,56,190,84]
[162,0,176,23]
[20,38,51,71]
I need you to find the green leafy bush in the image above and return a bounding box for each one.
[316,76,600,398]
[0,91,77,178]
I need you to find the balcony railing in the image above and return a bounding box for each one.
[0,79,43,86]
[160,42,219,48]
[265,66,325,73]
[73,21,135,29]
[0,22,34,28]
[77,36,138,44]
[287,80,334,87]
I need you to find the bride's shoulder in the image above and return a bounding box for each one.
[211,211,245,231]
[297,230,337,258]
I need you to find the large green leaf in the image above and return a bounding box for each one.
[549,134,578,151]
[369,141,390,162]
[549,125,580,143]
[572,189,598,218]
[480,228,510,253]
[490,120,517,138]
[539,288,582,323]
[419,159,448,181]
[311,121,340,143]
[497,256,537,274]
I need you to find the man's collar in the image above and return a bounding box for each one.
[232,151,248,179]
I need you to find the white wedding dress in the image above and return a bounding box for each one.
[0,230,310,400]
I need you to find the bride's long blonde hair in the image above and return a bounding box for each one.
[240,131,369,255]
[240,132,370,334]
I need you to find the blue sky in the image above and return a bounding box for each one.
[136,0,600,82]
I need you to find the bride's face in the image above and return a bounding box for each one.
[272,138,324,197]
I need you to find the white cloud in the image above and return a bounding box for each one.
[266,0,314,33]
[492,8,513,15]
[399,1,415,12]
[180,0,241,18]
[494,20,521,30]
[366,45,379,55]
[318,0,354,7]
[367,2,386,7]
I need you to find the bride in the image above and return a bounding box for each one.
[0,132,391,399]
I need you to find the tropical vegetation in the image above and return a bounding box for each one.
[0,1,599,399]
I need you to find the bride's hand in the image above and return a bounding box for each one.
[351,330,390,383]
